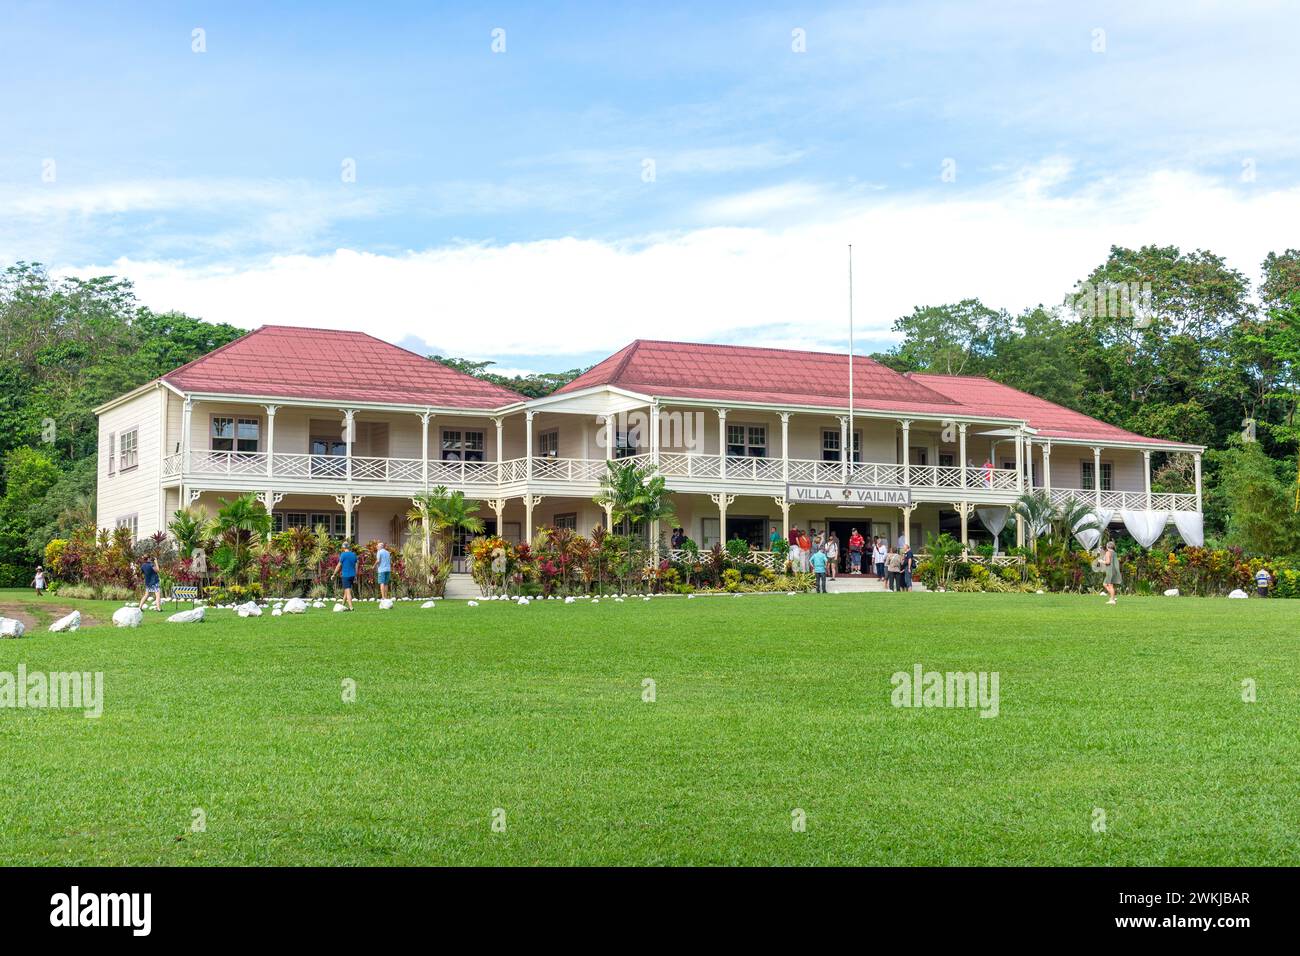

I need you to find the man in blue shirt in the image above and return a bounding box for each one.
[810,547,828,593]
[375,541,392,599]
[137,555,163,611]
[335,542,358,610]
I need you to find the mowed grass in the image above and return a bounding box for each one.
[0,587,1297,866]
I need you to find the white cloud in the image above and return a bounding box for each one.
[60,164,1296,363]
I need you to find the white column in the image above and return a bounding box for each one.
[420,412,433,491]
[342,409,356,481]
[603,414,614,461]
[711,493,735,543]
[900,419,911,487]
[1193,452,1202,511]
[839,416,850,483]
[1014,429,1025,494]
[1042,441,1052,496]
[335,493,362,543]
[1093,446,1103,509]
[1025,435,1034,489]
[779,412,791,484]
[1143,449,1152,509]
[717,409,728,480]
[955,501,971,547]
[493,415,504,473]
[524,493,541,544]
[958,422,968,489]
[264,405,278,479]
[775,496,789,540]
[181,397,194,474]
[525,410,535,480]
[650,401,660,468]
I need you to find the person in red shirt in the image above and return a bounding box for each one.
[848,528,865,574]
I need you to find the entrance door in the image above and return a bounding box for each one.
[310,437,347,477]
[827,519,875,573]
[724,516,767,549]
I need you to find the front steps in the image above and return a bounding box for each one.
[825,574,927,594]
[443,573,481,599]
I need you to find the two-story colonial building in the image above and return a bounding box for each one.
[94,326,1205,564]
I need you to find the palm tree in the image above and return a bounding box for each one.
[1014,491,1056,551]
[1015,492,1103,554]
[1055,496,1101,548]
[593,460,676,591]
[168,507,210,557]
[409,486,485,592]
[211,493,272,584]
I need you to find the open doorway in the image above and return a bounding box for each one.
[826,518,875,574]
[725,516,768,549]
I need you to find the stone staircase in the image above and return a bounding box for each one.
[825,574,927,594]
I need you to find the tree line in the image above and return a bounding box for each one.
[3,243,1299,585]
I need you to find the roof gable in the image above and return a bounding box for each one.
[556,339,961,412]
[162,326,525,409]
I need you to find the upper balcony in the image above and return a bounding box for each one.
[157,448,1196,511]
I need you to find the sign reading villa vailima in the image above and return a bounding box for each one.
[786,484,912,506]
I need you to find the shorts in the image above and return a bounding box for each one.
[377,571,391,585]
[342,576,356,590]
[146,585,161,594]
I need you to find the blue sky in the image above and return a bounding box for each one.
[3,0,1298,371]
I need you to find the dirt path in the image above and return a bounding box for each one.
[0,602,101,631]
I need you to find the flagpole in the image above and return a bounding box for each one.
[848,244,854,475]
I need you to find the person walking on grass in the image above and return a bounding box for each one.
[375,541,392,600]
[137,554,162,611]
[810,546,828,593]
[31,565,47,597]
[335,542,358,610]
[1101,541,1122,604]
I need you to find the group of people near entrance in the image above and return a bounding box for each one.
[772,526,917,594]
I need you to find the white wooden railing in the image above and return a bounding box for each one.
[1045,487,1198,513]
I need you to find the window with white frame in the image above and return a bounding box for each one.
[700,517,720,549]
[442,429,485,462]
[1080,460,1113,491]
[115,514,138,540]
[821,429,861,463]
[726,424,767,458]
[554,512,577,530]
[106,432,116,475]
[211,416,259,453]
[119,428,139,471]
[538,429,559,458]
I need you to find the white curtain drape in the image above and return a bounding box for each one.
[1121,510,1169,548]
[1172,511,1204,547]
[976,506,1010,554]
[1073,508,1112,551]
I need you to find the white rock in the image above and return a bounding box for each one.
[1228,589,1249,599]
[592,599,600,604]
[614,598,624,603]
[421,600,436,609]
[236,601,262,617]
[0,617,25,639]
[1036,589,1045,594]
[333,603,348,612]
[112,607,143,628]
[271,608,283,617]
[517,597,530,606]
[284,598,308,614]
[467,600,479,607]
[312,601,326,609]
[1163,588,1179,597]
[167,606,206,624]
[686,594,694,599]
[49,610,81,633]
[564,596,575,604]
[378,599,395,610]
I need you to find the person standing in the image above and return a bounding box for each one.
[873,538,887,580]
[825,531,840,580]
[375,541,392,600]
[31,565,47,597]
[810,547,828,593]
[886,547,903,591]
[797,528,812,573]
[848,528,864,574]
[1101,541,1122,604]
[335,542,359,610]
[1255,566,1274,598]
[902,543,916,591]
[769,527,781,552]
[137,554,162,611]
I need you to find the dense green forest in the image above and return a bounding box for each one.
[3,244,1300,585]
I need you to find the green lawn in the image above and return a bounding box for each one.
[0,587,1296,866]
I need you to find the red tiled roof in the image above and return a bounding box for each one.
[909,373,1197,447]
[555,339,966,414]
[162,326,525,409]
